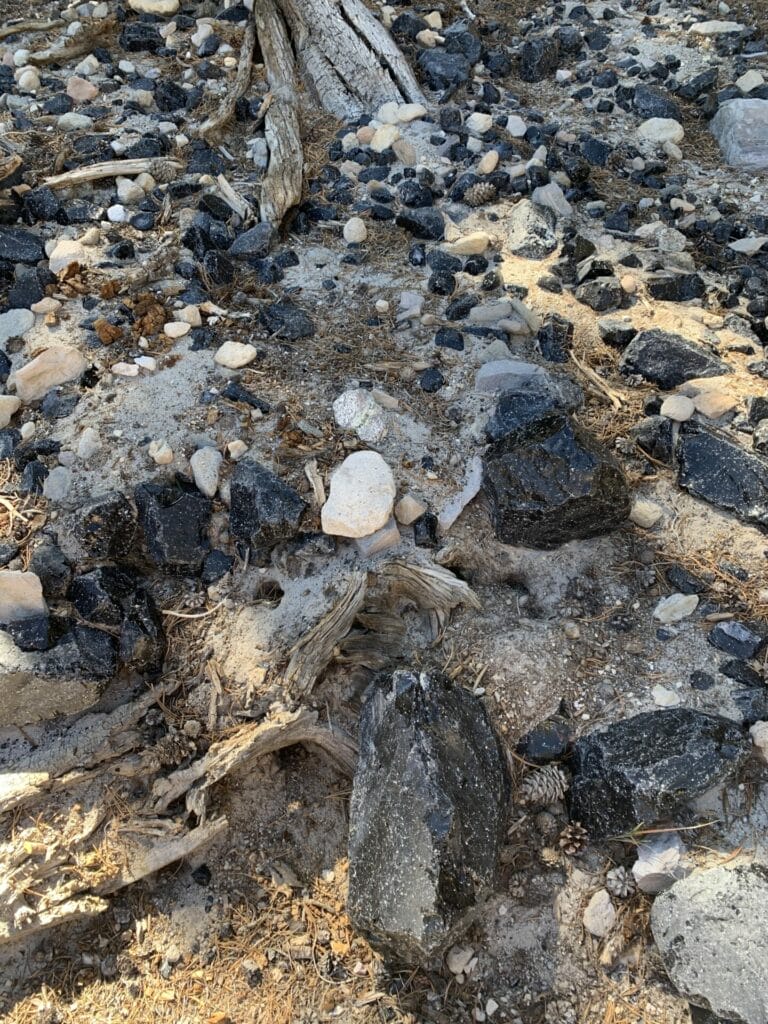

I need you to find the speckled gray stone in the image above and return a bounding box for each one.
[652,865,768,1023]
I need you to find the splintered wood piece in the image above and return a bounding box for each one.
[0,678,182,816]
[43,158,183,190]
[197,17,257,141]
[380,561,482,612]
[283,572,368,695]
[253,0,304,225]
[151,708,357,814]
[0,18,64,42]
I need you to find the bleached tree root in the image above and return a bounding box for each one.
[254,0,304,226]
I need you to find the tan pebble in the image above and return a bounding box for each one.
[175,305,202,326]
[477,150,499,175]
[416,28,442,47]
[394,494,425,525]
[692,390,737,419]
[66,76,98,102]
[227,439,248,461]
[620,274,638,294]
[392,139,417,165]
[148,440,174,465]
[356,125,375,145]
[164,321,191,339]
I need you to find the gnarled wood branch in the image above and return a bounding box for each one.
[253,0,304,226]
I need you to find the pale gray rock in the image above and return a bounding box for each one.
[652,865,768,1023]
[710,99,768,169]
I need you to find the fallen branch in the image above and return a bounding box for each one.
[0,677,183,817]
[254,0,304,225]
[152,707,358,815]
[197,16,257,141]
[43,158,183,190]
[0,18,64,42]
[28,16,116,66]
[216,173,253,221]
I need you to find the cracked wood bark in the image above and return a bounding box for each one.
[152,707,357,815]
[253,0,304,227]
[0,678,182,816]
[276,0,425,120]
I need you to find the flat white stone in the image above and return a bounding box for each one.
[475,359,546,393]
[333,389,388,444]
[736,69,765,93]
[12,347,88,402]
[728,235,768,254]
[710,99,768,169]
[164,320,191,339]
[632,833,689,894]
[654,593,699,623]
[343,217,368,244]
[321,451,396,538]
[0,308,34,345]
[48,238,93,275]
[660,394,695,421]
[397,102,427,123]
[506,115,527,137]
[466,112,493,135]
[689,19,744,34]
[637,118,684,144]
[57,112,94,131]
[0,571,46,622]
[127,0,179,12]
[43,466,72,502]
[583,889,616,938]
[749,721,768,763]
[190,447,223,498]
[214,341,257,369]
[531,181,572,218]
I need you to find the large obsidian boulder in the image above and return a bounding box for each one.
[482,414,630,548]
[569,709,750,838]
[348,671,509,963]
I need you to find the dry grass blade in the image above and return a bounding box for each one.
[0,19,64,42]
[28,15,116,65]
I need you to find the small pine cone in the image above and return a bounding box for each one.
[558,821,588,856]
[463,181,497,207]
[605,865,636,899]
[540,845,562,866]
[519,764,569,806]
[153,729,195,767]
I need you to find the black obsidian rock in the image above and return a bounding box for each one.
[619,329,729,389]
[677,427,768,528]
[134,477,211,571]
[348,671,509,963]
[229,459,306,549]
[482,414,630,548]
[569,709,750,838]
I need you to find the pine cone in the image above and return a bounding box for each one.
[519,764,569,806]
[605,865,636,899]
[463,181,497,207]
[558,821,588,856]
